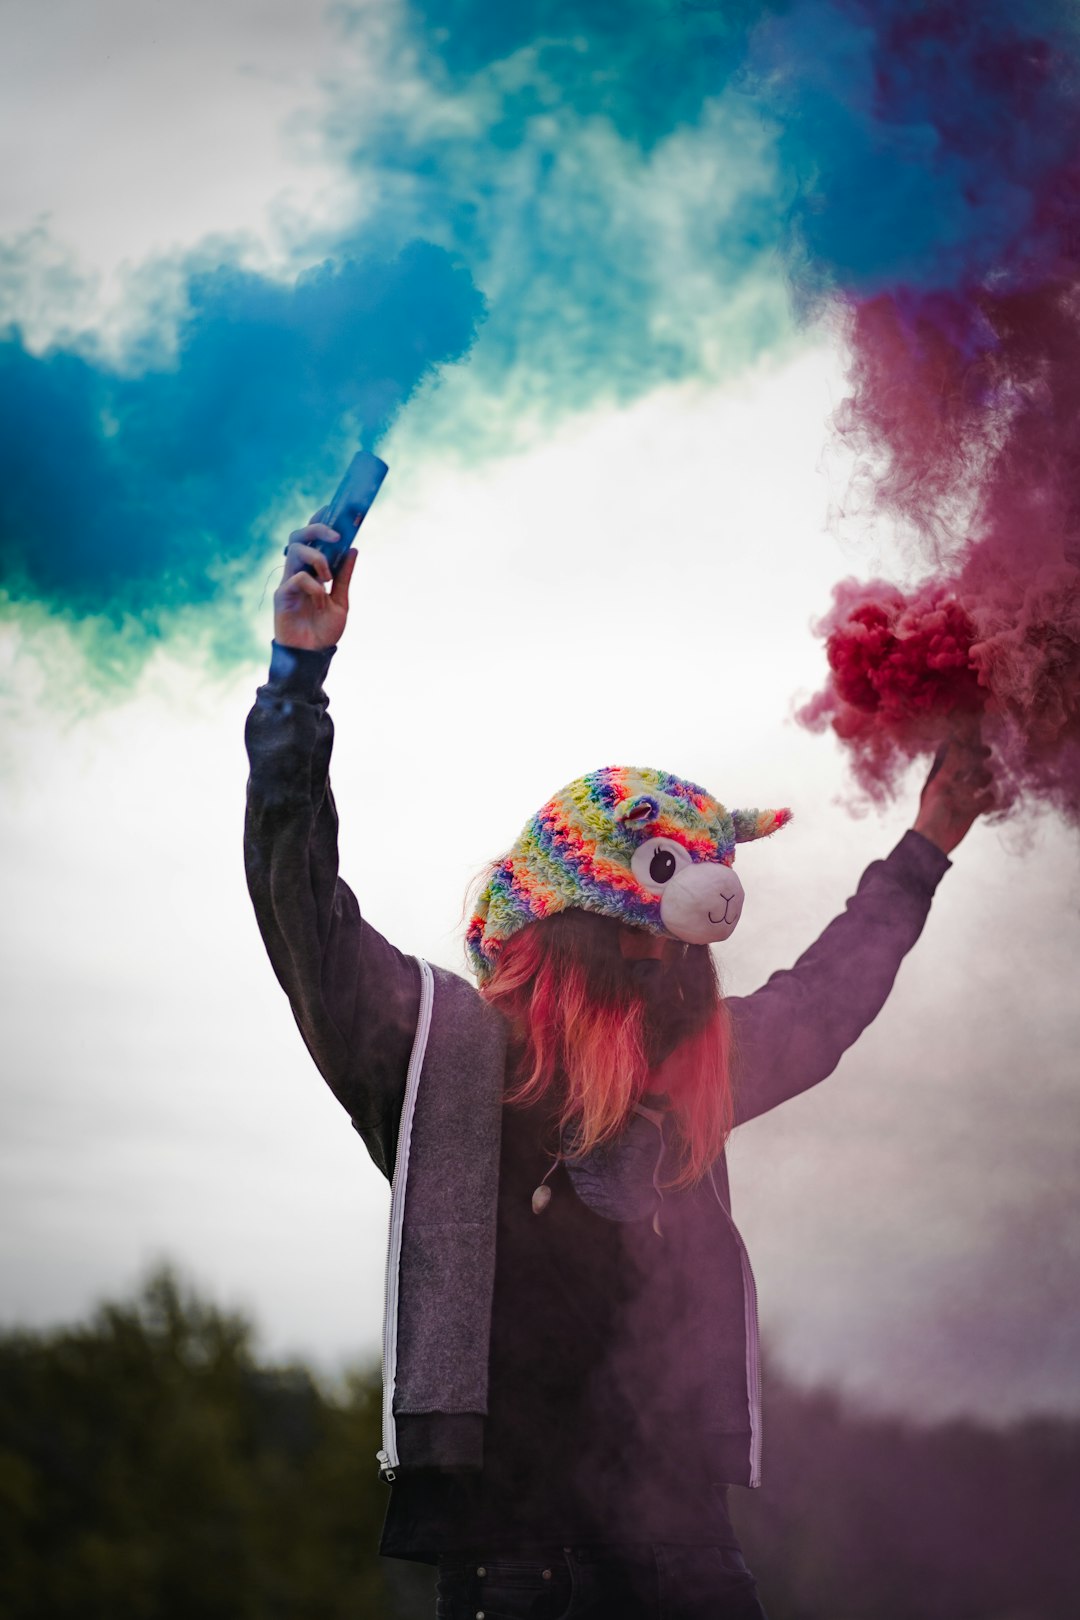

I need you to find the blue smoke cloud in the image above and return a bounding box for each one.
[405,0,781,145]
[8,0,1080,679]
[744,0,1080,301]
[319,0,793,429]
[317,0,1079,446]
[399,0,1080,284]
[0,243,483,661]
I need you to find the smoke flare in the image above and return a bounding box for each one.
[768,0,1080,824]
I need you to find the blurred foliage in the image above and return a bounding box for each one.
[1,1267,1079,1619]
[0,1267,411,1619]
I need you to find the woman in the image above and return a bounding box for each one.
[244,526,992,1619]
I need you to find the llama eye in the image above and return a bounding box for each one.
[649,848,677,884]
[630,837,692,893]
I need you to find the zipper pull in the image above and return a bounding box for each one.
[376,1448,397,1483]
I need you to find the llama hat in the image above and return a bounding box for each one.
[466,765,791,981]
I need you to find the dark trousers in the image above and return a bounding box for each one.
[435,1544,769,1619]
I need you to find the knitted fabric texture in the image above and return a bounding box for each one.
[467,765,791,981]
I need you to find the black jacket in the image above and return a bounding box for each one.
[244,639,951,1500]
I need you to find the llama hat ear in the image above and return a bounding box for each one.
[614,793,661,828]
[731,807,793,844]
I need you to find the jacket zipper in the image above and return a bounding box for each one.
[709,1166,763,1488]
[377,956,435,1483]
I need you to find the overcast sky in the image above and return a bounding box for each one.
[2,0,1079,1427]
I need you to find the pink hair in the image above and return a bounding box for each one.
[480,911,734,1188]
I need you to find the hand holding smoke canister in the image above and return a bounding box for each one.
[305,451,388,575]
[275,452,386,653]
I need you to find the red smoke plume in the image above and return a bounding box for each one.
[802,280,1080,825]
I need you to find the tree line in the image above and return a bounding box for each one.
[1,1268,1077,1619]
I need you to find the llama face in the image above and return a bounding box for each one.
[630,835,745,943]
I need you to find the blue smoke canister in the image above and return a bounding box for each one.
[311,450,389,574]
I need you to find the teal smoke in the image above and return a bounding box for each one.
[0,243,483,656]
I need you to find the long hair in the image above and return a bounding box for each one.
[480,909,734,1188]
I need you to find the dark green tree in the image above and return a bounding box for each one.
[0,1267,399,1620]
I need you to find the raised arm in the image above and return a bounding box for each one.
[729,734,993,1126]
[244,529,420,1177]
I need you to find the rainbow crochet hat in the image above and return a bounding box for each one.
[467,765,791,981]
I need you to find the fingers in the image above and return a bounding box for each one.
[289,521,340,547]
[943,755,994,798]
[283,540,333,584]
[279,569,328,602]
[927,733,991,780]
[950,746,994,792]
[924,743,949,787]
[329,549,357,609]
[933,744,997,820]
[918,731,997,834]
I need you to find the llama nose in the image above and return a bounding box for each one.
[660,863,745,944]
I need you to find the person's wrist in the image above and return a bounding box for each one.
[267,639,337,695]
[911,811,965,856]
[273,636,337,652]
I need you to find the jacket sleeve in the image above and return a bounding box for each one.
[243,640,421,1178]
[728,830,951,1126]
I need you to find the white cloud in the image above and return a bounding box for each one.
[1,0,356,343]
